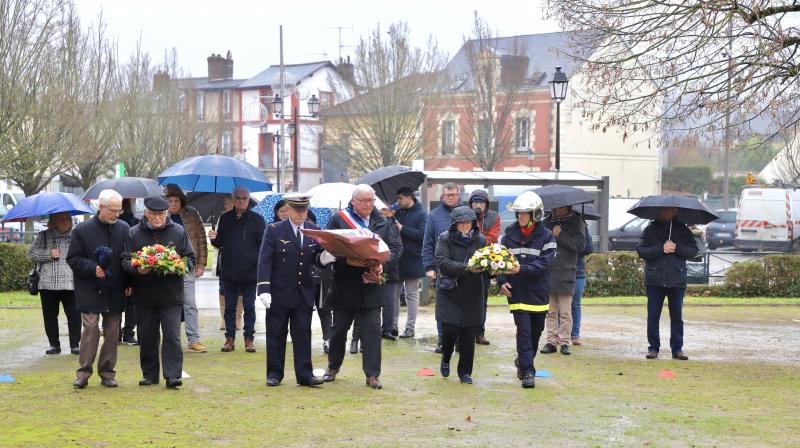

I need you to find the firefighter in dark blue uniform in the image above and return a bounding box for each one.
[497,191,556,389]
[257,193,324,387]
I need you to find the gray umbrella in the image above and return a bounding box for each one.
[627,195,718,225]
[531,184,595,210]
[358,165,426,203]
[573,203,601,220]
[82,177,162,200]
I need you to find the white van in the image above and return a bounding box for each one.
[735,187,800,251]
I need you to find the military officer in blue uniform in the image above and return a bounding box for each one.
[257,193,324,387]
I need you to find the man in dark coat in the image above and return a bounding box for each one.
[321,184,403,390]
[257,193,324,387]
[122,195,195,389]
[67,189,130,389]
[393,187,427,339]
[209,186,266,353]
[541,206,585,356]
[468,188,501,346]
[434,206,487,384]
[422,182,461,352]
[118,198,139,345]
[636,207,698,361]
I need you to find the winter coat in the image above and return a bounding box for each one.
[636,219,699,289]
[575,229,594,279]
[66,215,130,313]
[497,222,556,313]
[28,228,74,291]
[434,207,487,328]
[325,206,403,309]
[383,216,403,284]
[468,189,500,244]
[422,203,457,272]
[395,200,427,279]
[210,209,265,283]
[121,216,195,308]
[544,212,586,295]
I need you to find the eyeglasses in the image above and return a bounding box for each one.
[146,210,168,217]
[354,197,376,204]
[103,206,122,215]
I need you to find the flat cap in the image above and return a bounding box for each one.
[144,194,169,212]
[283,192,311,210]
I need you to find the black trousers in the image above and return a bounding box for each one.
[478,277,489,337]
[136,304,183,381]
[121,295,137,339]
[266,304,314,384]
[329,306,381,378]
[441,323,478,378]
[39,289,81,349]
[314,283,332,342]
[513,312,546,373]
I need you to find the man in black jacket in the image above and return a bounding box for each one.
[636,207,698,361]
[320,184,403,390]
[67,189,130,389]
[122,195,195,388]
[209,186,266,353]
[393,187,427,339]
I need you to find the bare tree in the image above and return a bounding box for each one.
[323,22,446,177]
[545,0,800,147]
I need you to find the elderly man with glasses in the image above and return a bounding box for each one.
[67,189,131,389]
[209,186,265,353]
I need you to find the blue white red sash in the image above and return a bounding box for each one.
[339,208,368,229]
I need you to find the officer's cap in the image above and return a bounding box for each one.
[284,192,311,210]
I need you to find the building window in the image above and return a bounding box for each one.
[441,120,455,155]
[196,92,205,121]
[222,90,231,120]
[319,91,333,111]
[515,117,530,152]
[477,119,491,156]
[221,131,232,154]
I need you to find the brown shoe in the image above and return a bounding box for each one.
[221,337,235,352]
[323,368,339,382]
[366,376,382,389]
[572,338,582,346]
[72,378,88,389]
[245,339,256,353]
[475,335,490,345]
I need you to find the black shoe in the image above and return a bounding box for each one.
[521,371,536,389]
[166,377,182,389]
[101,378,118,388]
[560,344,571,355]
[323,368,338,382]
[322,340,330,354]
[266,378,281,387]
[70,346,80,355]
[46,346,61,355]
[514,357,524,380]
[381,332,396,341]
[72,378,88,389]
[434,341,442,354]
[122,335,138,346]
[459,374,473,385]
[475,335,490,345]
[399,330,414,339]
[672,351,689,361]
[349,339,359,354]
[299,376,324,387]
[646,350,659,359]
[440,361,450,378]
[540,343,557,354]
[391,329,399,337]
[139,378,158,386]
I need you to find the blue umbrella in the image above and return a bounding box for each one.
[157,155,272,193]
[252,194,333,229]
[2,192,95,222]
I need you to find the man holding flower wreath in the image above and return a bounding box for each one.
[122,195,195,389]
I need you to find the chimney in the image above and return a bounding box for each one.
[336,56,355,85]
[500,54,529,88]
[153,71,170,91]
[208,51,234,81]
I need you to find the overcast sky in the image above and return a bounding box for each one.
[74,0,562,79]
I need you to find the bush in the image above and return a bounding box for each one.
[0,243,34,292]
[722,255,800,297]
[584,252,645,297]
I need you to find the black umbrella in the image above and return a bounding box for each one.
[186,192,257,225]
[82,177,162,200]
[357,165,426,203]
[573,203,601,220]
[531,184,595,210]
[627,195,718,225]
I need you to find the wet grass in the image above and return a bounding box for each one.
[1,306,799,447]
[0,291,39,307]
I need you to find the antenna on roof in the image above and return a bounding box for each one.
[326,26,355,61]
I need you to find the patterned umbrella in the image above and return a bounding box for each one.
[252,194,333,229]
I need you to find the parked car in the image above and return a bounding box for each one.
[608,217,650,251]
[706,209,737,250]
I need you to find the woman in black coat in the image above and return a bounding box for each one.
[434,206,487,384]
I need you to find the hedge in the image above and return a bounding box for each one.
[0,243,34,292]
[721,255,800,297]
[584,252,645,297]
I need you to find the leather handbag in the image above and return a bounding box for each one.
[28,232,47,296]
[436,275,457,291]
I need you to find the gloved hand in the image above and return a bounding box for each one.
[319,251,336,266]
[258,293,272,309]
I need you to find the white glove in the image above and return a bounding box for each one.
[258,293,272,309]
[319,251,336,266]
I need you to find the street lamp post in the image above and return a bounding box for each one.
[550,66,569,172]
[272,94,320,192]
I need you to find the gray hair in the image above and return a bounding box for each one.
[351,184,375,199]
[232,185,250,198]
[98,189,122,206]
[442,182,459,193]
